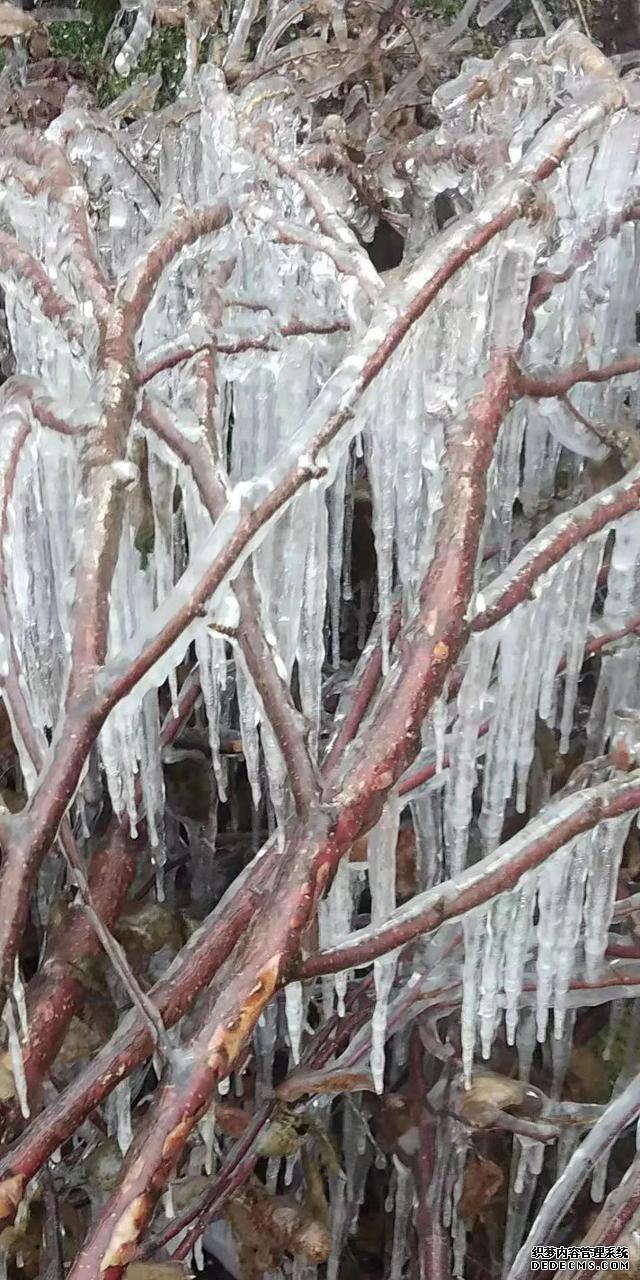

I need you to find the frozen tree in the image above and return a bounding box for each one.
[0,3,638,1278]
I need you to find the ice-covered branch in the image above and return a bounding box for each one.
[0,231,83,344]
[62,352,513,1275]
[473,461,640,632]
[0,202,235,1004]
[0,130,112,325]
[508,1068,640,1280]
[81,75,621,738]
[298,772,640,978]
[137,316,351,386]
[516,354,640,401]
[141,384,319,817]
[119,201,232,331]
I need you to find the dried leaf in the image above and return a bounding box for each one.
[125,1266,188,1279]
[456,1071,544,1127]
[0,3,37,38]
[56,1016,104,1069]
[0,1055,15,1103]
[258,1110,305,1157]
[566,1045,609,1103]
[116,901,186,958]
[229,1184,331,1273]
[458,1154,504,1221]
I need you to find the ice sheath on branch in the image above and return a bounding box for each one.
[0,17,639,1278]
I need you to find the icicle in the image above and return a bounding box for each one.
[343,1102,371,1236]
[502,1136,544,1277]
[445,629,499,874]
[480,605,533,850]
[328,452,348,669]
[256,1001,278,1100]
[297,486,328,756]
[198,1106,217,1176]
[235,657,262,809]
[285,981,304,1065]
[591,1154,608,1203]
[12,960,28,1042]
[453,1220,467,1279]
[114,1077,133,1156]
[196,631,228,801]
[327,1174,347,1280]
[461,912,484,1086]
[318,860,353,1018]
[3,1002,28,1119]
[163,1183,175,1218]
[390,1160,413,1280]
[193,1234,205,1272]
[115,0,156,76]
[535,846,571,1043]
[411,791,444,891]
[549,841,590,1040]
[431,694,448,776]
[583,817,632,977]
[551,1011,576,1099]
[559,538,606,753]
[369,795,400,1092]
[503,874,536,1044]
[366,370,398,672]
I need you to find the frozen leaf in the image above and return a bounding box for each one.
[456,1072,545,1128]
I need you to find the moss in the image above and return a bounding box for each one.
[48,5,186,108]
[102,23,187,107]
[409,0,496,54]
[47,0,119,76]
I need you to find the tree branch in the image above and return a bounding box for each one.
[473,460,640,633]
[298,771,640,978]
[140,380,319,816]
[508,1067,640,1280]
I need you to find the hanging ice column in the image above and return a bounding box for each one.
[460,810,633,1083]
[468,535,605,855]
[369,795,400,1093]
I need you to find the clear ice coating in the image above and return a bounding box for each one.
[1,20,640,1280]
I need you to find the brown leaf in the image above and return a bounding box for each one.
[0,3,37,38]
[565,1045,608,1103]
[0,1055,15,1103]
[229,1184,331,1271]
[56,1016,105,1069]
[0,1173,26,1228]
[125,1266,188,1279]
[215,1100,252,1137]
[456,1071,544,1127]
[456,1072,526,1126]
[457,1154,504,1221]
